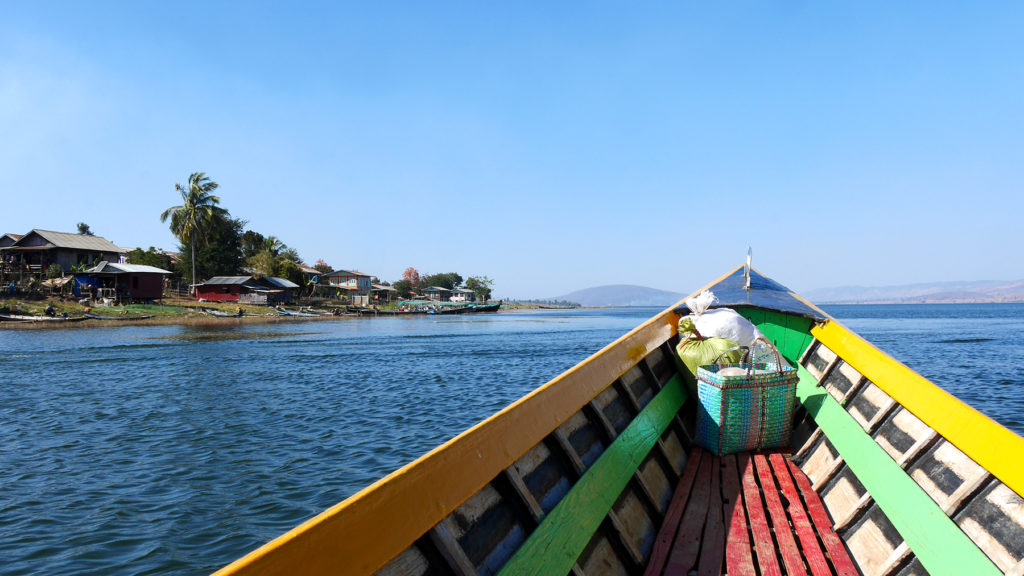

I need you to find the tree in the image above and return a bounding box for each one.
[276,259,304,287]
[160,172,226,290]
[129,247,171,269]
[176,214,244,283]
[261,236,284,256]
[279,246,302,265]
[77,222,94,236]
[314,259,333,274]
[247,250,278,277]
[402,267,421,289]
[392,279,413,298]
[240,230,266,261]
[465,276,494,302]
[421,272,463,290]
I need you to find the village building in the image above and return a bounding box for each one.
[0,233,23,249]
[371,283,397,305]
[296,264,320,283]
[326,269,372,295]
[422,286,453,301]
[195,276,299,305]
[0,229,127,274]
[449,288,477,303]
[75,261,173,301]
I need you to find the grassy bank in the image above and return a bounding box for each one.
[0,294,343,329]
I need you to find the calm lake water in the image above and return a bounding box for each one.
[1,304,1022,575]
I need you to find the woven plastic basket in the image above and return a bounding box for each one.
[695,340,798,455]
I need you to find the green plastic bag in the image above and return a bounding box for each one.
[676,336,741,397]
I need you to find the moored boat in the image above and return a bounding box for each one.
[0,313,87,322]
[82,312,155,321]
[214,265,1024,576]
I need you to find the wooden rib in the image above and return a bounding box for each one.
[501,468,545,523]
[813,319,1024,499]
[550,420,642,572]
[615,380,675,516]
[793,427,824,461]
[645,448,704,576]
[537,435,589,576]
[605,509,645,570]
[697,455,725,576]
[872,542,913,576]
[830,374,867,406]
[428,517,479,576]
[895,429,938,469]
[798,339,819,366]
[496,375,688,576]
[942,472,992,516]
[740,453,782,576]
[794,363,1001,575]
[817,355,842,388]
[665,450,712,574]
[618,378,681,485]
[770,454,831,576]
[786,459,858,576]
[722,454,756,576]
[754,454,808,576]
[811,454,847,492]
[639,355,665,390]
[549,429,587,478]
[832,493,873,533]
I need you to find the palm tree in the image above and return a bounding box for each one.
[160,172,225,292]
[261,236,284,257]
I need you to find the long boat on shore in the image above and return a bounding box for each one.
[82,312,155,321]
[431,303,502,315]
[0,313,87,323]
[214,265,1024,576]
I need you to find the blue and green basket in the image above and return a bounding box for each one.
[695,344,798,456]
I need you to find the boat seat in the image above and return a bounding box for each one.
[645,447,858,576]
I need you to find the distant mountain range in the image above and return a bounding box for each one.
[552,285,685,307]
[551,280,1024,307]
[803,280,1024,304]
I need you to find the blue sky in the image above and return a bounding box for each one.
[2,3,1022,299]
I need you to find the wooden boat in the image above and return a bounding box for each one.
[203,308,242,318]
[214,266,1024,576]
[0,313,87,323]
[276,308,321,317]
[82,312,155,321]
[430,303,502,315]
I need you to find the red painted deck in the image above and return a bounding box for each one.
[645,447,857,576]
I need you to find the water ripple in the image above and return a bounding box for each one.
[2,305,1022,575]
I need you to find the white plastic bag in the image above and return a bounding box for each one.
[681,290,766,347]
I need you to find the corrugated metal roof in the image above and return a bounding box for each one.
[327,269,371,277]
[202,276,258,286]
[16,229,126,253]
[87,262,172,275]
[264,277,299,289]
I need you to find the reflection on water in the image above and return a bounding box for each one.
[0,309,652,575]
[148,330,322,342]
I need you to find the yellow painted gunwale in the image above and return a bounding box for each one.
[812,319,1024,498]
[213,266,746,576]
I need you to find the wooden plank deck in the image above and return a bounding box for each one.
[647,447,856,576]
